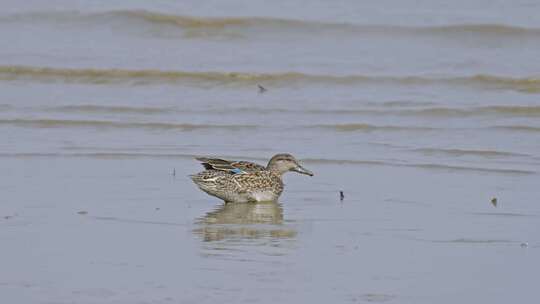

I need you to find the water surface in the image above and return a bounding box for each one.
[1,0,539,303]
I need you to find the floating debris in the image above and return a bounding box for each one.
[155,207,160,211]
[77,211,88,215]
[520,242,528,248]
[491,197,497,207]
[340,190,345,201]
[257,84,267,94]
[172,168,176,177]
[4,215,12,220]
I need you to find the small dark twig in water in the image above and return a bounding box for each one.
[258,84,267,94]
[340,191,345,201]
[491,197,497,207]
[172,168,176,177]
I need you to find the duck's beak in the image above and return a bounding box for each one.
[292,164,314,176]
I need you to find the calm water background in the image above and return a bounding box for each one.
[1,1,539,303]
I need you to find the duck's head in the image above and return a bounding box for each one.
[267,153,314,176]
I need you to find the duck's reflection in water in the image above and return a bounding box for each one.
[194,201,296,242]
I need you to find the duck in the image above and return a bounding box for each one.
[190,153,313,203]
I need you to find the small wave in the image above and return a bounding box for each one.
[45,105,171,114]
[31,104,540,118]
[369,100,437,108]
[23,103,540,119]
[408,163,533,175]
[471,212,537,217]
[404,106,540,117]
[429,24,540,36]
[343,105,540,117]
[0,65,335,86]
[303,158,391,166]
[1,66,539,93]
[3,10,540,39]
[412,148,529,158]
[419,238,516,244]
[0,118,256,131]
[467,75,540,93]
[493,125,540,132]
[314,123,436,132]
[302,158,534,175]
[228,105,540,117]
[478,105,540,116]
[129,12,540,38]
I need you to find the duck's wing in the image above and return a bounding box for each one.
[195,157,265,174]
[232,161,266,172]
[196,157,235,171]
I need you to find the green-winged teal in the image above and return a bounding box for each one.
[191,153,313,203]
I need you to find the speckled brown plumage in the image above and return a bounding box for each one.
[191,154,313,203]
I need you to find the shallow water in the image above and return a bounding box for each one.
[1,1,539,303]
